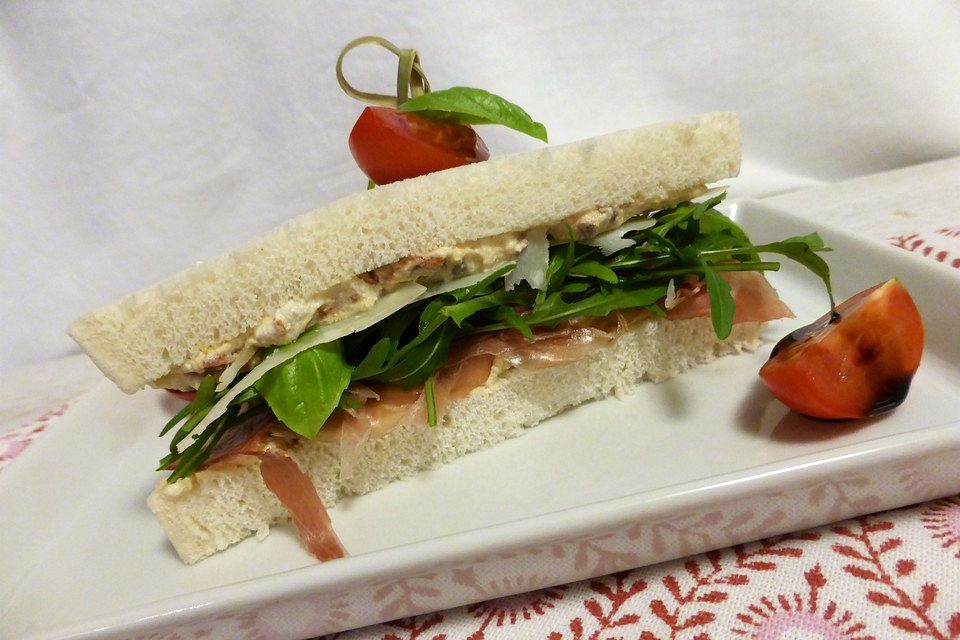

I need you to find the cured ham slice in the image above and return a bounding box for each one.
[665,271,793,323]
[254,450,347,562]
[197,413,346,562]
[330,353,497,478]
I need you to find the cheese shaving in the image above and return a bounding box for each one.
[584,218,656,255]
[505,227,548,290]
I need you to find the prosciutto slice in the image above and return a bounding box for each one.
[329,353,497,479]
[324,271,792,454]
[665,271,793,322]
[197,412,347,562]
[253,451,347,562]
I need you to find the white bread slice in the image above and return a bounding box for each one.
[147,315,761,565]
[69,112,740,393]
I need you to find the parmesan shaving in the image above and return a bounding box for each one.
[584,218,656,255]
[215,344,257,392]
[505,227,548,290]
[663,278,679,310]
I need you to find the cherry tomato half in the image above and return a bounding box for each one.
[759,278,923,420]
[348,106,490,185]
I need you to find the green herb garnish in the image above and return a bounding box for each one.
[399,87,548,142]
[254,341,352,439]
[336,35,547,142]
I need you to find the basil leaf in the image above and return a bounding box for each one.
[255,341,352,439]
[399,86,548,142]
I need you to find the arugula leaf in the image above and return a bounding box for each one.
[491,305,534,340]
[349,336,395,380]
[424,374,438,427]
[452,263,516,301]
[254,341,352,439]
[773,234,834,307]
[160,374,216,438]
[399,86,548,142]
[540,236,577,302]
[523,285,666,328]
[165,406,239,482]
[699,258,735,339]
[444,289,527,326]
[708,233,834,309]
[369,320,457,387]
[230,384,262,406]
[569,261,619,284]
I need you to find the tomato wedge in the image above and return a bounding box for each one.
[348,106,489,185]
[759,278,923,420]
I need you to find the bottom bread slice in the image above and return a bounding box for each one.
[147,316,763,564]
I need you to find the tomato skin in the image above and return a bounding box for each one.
[759,279,923,420]
[348,106,489,185]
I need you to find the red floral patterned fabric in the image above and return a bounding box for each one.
[888,226,960,270]
[328,500,960,639]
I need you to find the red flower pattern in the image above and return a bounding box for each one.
[829,516,960,638]
[0,401,71,470]
[888,230,960,268]
[331,504,960,640]
[730,565,874,639]
[920,498,960,559]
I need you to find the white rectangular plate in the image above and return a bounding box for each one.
[3,202,960,639]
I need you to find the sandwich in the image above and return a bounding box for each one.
[68,111,830,564]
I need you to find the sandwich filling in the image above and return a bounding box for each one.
[155,185,709,391]
[156,192,834,563]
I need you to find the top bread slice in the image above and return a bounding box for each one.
[68,112,741,393]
